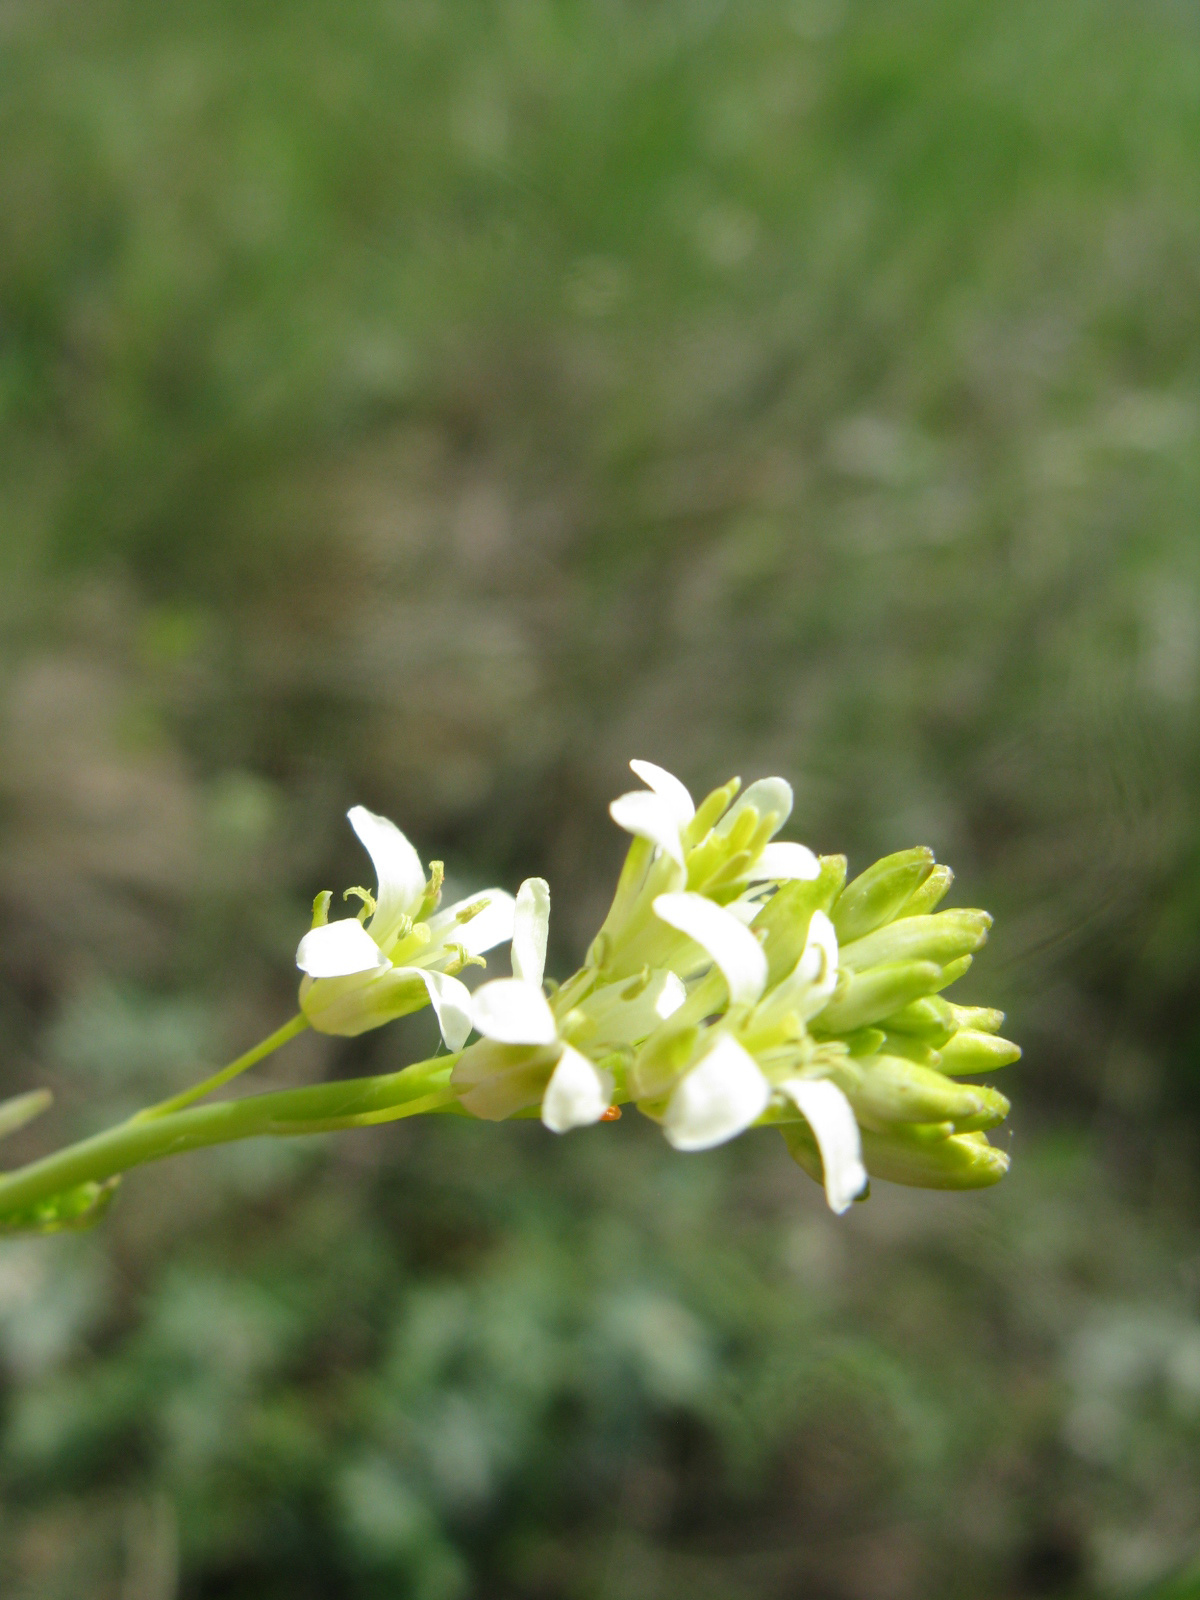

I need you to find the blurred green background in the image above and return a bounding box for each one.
[3,0,1200,1595]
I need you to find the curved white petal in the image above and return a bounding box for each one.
[663,1035,771,1152]
[512,877,550,988]
[747,841,820,882]
[717,777,794,840]
[782,1077,867,1214]
[629,759,695,827]
[609,790,686,866]
[348,805,427,947]
[798,910,839,1000]
[403,967,475,1052]
[653,892,768,1006]
[541,1046,614,1133]
[296,918,390,978]
[429,889,517,958]
[471,977,558,1046]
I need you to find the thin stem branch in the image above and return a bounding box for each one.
[131,1013,310,1122]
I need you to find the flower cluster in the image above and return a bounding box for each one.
[297,763,1018,1214]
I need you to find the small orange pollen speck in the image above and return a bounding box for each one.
[600,1105,622,1122]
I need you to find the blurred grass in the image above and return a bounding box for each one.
[4,0,1200,1595]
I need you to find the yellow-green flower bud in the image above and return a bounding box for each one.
[895,864,954,918]
[858,1124,1010,1189]
[846,1054,1002,1128]
[839,910,992,974]
[947,1004,1005,1034]
[937,1029,1022,1075]
[831,848,935,943]
[879,995,956,1045]
[813,960,943,1034]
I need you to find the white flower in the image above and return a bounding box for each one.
[296,806,515,1046]
[462,879,686,1133]
[645,896,867,1212]
[609,759,821,889]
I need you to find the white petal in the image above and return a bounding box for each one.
[798,910,839,1000]
[654,971,688,1020]
[652,892,768,1006]
[663,1035,771,1152]
[296,919,390,978]
[406,968,474,1052]
[471,978,558,1046]
[429,889,517,957]
[629,759,695,827]
[756,911,840,1029]
[609,790,686,866]
[348,805,427,947]
[716,777,794,840]
[511,877,550,988]
[782,1077,867,1214]
[541,1046,614,1133]
[747,841,820,882]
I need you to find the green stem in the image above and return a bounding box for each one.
[0,1051,457,1219]
[131,1013,310,1122]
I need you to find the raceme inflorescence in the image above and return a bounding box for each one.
[0,761,1018,1233]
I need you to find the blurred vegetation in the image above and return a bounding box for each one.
[3,0,1200,1594]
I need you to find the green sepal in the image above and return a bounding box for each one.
[813,960,943,1035]
[838,910,992,974]
[895,864,954,918]
[933,955,973,989]
[947,1004,1005,1035]
[628,1023,700,1101]
[847,1055,1000,1128]
[831,848,935,944]
[878,1032,943,1068]
[879,995,956,1045]
[937,1029,1022,1075]
[859,1125,1010,1189]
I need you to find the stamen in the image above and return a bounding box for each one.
[344,886,378,924]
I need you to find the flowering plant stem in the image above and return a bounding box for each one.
[0,1023,461,1221]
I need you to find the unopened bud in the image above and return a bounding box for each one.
[880,995,955,1045]
[895,864,953,918]
[813,960,943,1035]
[934,955,973,988]
[831,848,935,943]
[859,1124,1010,1189]
[878,1032,943,1069]
[937,1030,1021,1076]
[950,1086,1011,1131]
[947,1004,1005,1035]
[847,1055,998,1128]
[839,910,992,974]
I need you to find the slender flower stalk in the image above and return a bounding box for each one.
[0,763,1019,1234]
